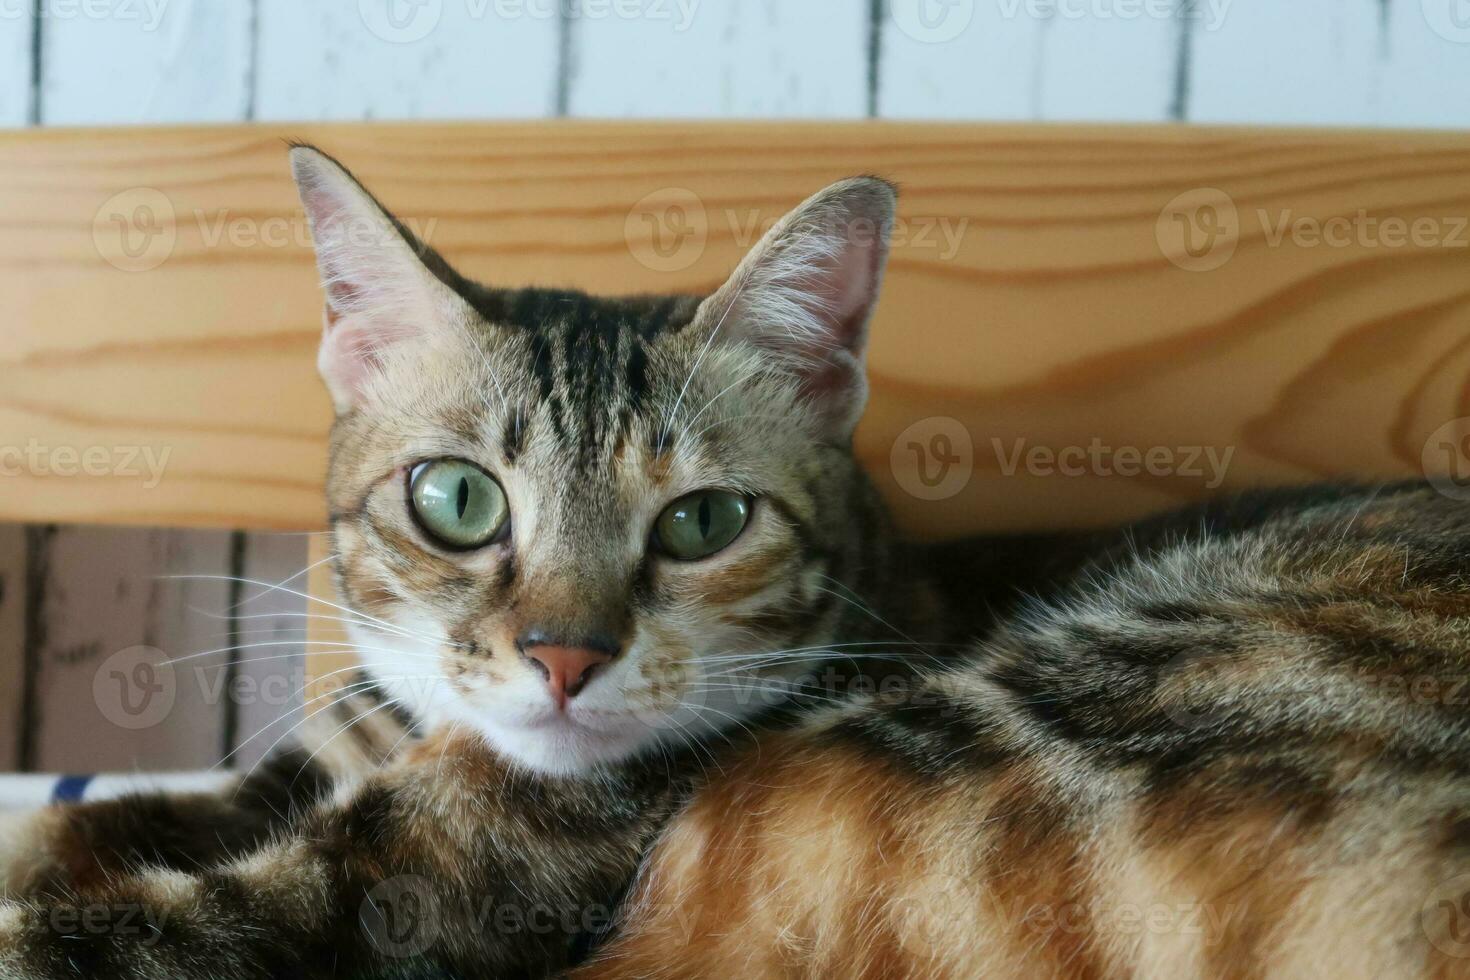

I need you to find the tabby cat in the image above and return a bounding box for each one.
[1,147,1469,979]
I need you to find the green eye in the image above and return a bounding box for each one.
[655,491,749,561]
[409,459,509,550]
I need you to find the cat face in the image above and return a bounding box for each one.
[292,147,896,774]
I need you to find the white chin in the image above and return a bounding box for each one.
[462,710,659,776]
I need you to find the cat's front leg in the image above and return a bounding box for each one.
[0,729,670,980]
[0,748,333,902]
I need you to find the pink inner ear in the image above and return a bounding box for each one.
[828,234,885,353]
[324,277,363,318]
[803,222,886,357]
[298,180,369,319]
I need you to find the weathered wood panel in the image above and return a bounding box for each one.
[228,531,314,769]
[567,0,868,117]
[254,0,561,120]
[5,123,1470,539]
[0,527,26,769]
[27,527,232,772]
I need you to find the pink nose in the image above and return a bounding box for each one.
[524,646,612,709]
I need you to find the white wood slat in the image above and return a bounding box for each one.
[1035,4,1180,121]
[1189,0,1385,125]
[254,0,561,121]
[1191,0,1470,127]
[31,528,232,772]
[567,0,867,117]
[879,5,1044,120]
[879,0,1179,121]
[38,0,253,125]
[1380,0,1470,128]
[0,3,32,126]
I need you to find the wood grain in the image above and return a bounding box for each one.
[5,122,1470,539]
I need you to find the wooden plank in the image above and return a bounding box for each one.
[5,122,1470,537]
[567,0,867,117]
[878,2,1179,121]
[0,2,32,126]
[29,527,232,772]
[39,0,253,125]
[0,527,25,770]
[254,0,560,121]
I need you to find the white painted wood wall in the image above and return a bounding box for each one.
[2,0,1466,773]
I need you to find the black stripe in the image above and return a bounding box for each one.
[503,410,526,464]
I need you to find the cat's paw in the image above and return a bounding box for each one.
[0,810,63,899]
[0,900,54,980]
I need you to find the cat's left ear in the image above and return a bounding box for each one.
[696,176,897,442]
[290,144,472,414]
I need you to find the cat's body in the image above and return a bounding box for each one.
[1,151,1468,979]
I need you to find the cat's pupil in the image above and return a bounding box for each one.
[698,497,712,539]
[456,477,470,519]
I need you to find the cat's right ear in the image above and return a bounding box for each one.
[290,144,469,413]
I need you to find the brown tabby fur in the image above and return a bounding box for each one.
[1,149,1469,980]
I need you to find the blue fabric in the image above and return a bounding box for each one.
[51,774,93,803]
